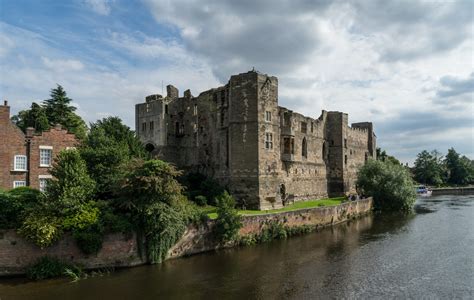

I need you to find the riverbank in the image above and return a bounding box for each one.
[431,186,474,196]
[0,198,372,277]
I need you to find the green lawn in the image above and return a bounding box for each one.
[206,197,345,219]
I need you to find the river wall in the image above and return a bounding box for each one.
[0,198,372,276]
[431,187,474,196]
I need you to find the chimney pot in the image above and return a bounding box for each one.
[3,100,7,106]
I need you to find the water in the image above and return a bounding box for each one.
[1,195,473,299]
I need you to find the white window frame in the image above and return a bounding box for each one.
[265,132,273,150]
[13,181,26,188]
[38,175,52,192]
[265,111,272,122]
[14,155,27,171]
[39,146,53,167]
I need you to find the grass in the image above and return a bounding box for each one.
[206,197,345,219]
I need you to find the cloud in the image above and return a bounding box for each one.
[436,72,474,98]
[42,57,85,72]
[83,0,114,15]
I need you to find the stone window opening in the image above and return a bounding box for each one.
[145,143,155,152]
[193,104,198,116]
[220,112,225,127]
[345,155,348,166]
[175,122,184,136]
[311,122,314,133]
[365,152,368,163]
[165,104,169,114]
[146,103,150,113]
[149,121,154,132]
[38,175,52,192]
[14,155,27,171]
[344,138,347,148]
[265,111,272,122]
[331,140,334,146]
[302,137,307,158]
[283,113,291,127]
[283,137,295,154]
[301,122,307,133]
[265,132,273,150]
[322,141,328,160]
[142,122,146,132]
[39,147,52,167]
[221,90,226,107]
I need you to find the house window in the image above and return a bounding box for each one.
[39,176,52,192]
[142,122,146,132]
[265,133,273,149]
[13,181,26,188]
[40,148,52,167]
[302,138,307,158]
[301,122,307,133]
[14,155,27,171]
[265,111,272,122]
[150,121,154,131]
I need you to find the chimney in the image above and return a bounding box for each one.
[0,99,10,124]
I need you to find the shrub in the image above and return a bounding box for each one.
[0,187,41,229]
[18,214,63,248]
[357,159,416,211]
[73,226,104,255]
[214,191,242,243]
[62,201,100,231]
[194,195,207,206]
[26,256,74,280]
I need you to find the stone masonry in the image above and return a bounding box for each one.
[136,70,376,210]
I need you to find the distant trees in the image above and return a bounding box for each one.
[413,148,473,186]
[12,85,87,139]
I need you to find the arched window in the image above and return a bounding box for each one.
[302,137,307,158]
[145,143,155,152]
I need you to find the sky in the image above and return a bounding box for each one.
[0,0,472,164]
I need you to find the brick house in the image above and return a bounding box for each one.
[0,101,78,191]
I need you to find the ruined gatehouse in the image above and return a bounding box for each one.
[135,70,376,210]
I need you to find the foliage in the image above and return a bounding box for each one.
[180,172,225,206]
[445,148,474,185]
[0,187,41,229]
[413,150,445,186]
[11,85,87,138]
[26,256,75,280]
[376,147,401,165]
[11,102,50,133]
[62,201,100,231]
[80,117,146,199]
[73,225,104,255]
[194,195,207,206]
[117,159,192,264]
[238,223,315,246]
[357,159,416,212]
[46,149,96,214]
[214,191,242,242]
[18,214,63,248]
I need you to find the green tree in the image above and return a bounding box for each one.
[445,148,474,185]
[11,102,50,133]
[357,159,416,211]
[376,147,401,165]
[80,117,146,198]
[214,191,242,242]
[413,150,445,186]
[43,85,87,139]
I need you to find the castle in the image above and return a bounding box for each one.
[135,70,376,210]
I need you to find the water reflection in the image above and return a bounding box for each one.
[1,195,473,299]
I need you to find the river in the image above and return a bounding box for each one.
[1,195,473,299]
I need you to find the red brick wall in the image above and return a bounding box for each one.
[0,231,144,276]
[28,125,78,189]
[0,104,28,190]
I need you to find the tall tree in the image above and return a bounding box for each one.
[376,147,401,165]
[413,150,445,186]
[445,148,474,185]
[11,102,50,133]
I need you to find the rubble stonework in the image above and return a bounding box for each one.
[136,71,376,210]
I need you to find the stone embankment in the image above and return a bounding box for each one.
[431,187,474,196]
[0,198,372,276]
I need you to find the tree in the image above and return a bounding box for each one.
[357,159,416,211]
[214,191,242,242]
[80,117,147,199]
[376,147,401,165]
[413,150,445,186]
[11,102,50,133]
[445,148,474,185]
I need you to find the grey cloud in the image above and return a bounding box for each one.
[436,72,474,98]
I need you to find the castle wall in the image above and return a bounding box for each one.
[135,70,375,210]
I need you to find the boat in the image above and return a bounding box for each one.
[416,185,432,197]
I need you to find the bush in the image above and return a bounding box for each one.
[214,191,242,243]
[18,214,63,248]
[0,187,41,229]
[180,173,225,206]
[62,201,100,231]
[357,159,416,211]
[26,256,72,280]
[194,195,207,206]
[73,226,104,255]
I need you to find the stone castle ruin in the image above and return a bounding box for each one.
[135,70,376,210]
